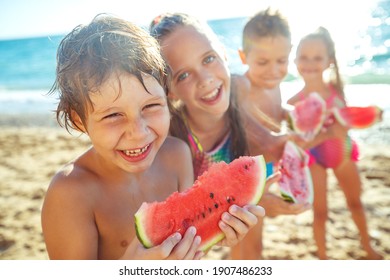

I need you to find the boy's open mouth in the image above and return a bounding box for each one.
[121,143,151,158]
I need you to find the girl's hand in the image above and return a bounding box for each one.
[122,227,203,260]
[217,204,265,247]
[216,170,280,247]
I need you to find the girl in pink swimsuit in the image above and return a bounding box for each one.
[304,84,359,169]
[288,27,382,260]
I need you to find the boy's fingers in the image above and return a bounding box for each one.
[264,171,281,193]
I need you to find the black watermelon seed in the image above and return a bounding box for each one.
[202,212,205,218]
[244,164,249,170]
[209,192,214,199]
[214,203,219,209]
[208,207,212,213]
[227,197,231,203]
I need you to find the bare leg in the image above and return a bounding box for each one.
[333,160,382,259]
[311,163,328,259]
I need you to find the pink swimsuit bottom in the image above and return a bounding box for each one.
[301,85,359,169]
[307,136,359,169]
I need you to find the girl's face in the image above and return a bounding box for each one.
[80,73,170,174]
[240,35,291,89]
[295,38,332,82]
[161,25,231,118]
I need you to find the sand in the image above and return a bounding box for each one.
[0,115,389,260]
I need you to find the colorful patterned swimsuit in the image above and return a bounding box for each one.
[187,130,233,179]
[303,85,359,169]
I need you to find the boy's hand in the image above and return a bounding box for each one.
[123,227,203,260]
[260,192,311,217]
[259,170,311,217]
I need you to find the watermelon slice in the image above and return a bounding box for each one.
[134,155,267,251]
[333,106,383,129]
[289,92,327,140]
[277,141,313,204]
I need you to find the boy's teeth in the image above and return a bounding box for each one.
[123,145,149,157]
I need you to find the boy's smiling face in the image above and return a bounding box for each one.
[78,72,170,174]
[240,35,291,89]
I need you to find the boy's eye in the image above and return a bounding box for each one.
[144,103,161,109]
[256,60,267,66]
[178,72,189,82]
[203,55,215,64]
[103,113,120,119]
[278,59,288,64]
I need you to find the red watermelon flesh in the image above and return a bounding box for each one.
[134,155,267,252]
[333,106,383,129]
[277,141,313,204]
[289,92,327,140]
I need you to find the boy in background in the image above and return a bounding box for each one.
[231,8,309,259]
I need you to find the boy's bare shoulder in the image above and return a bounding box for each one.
[232,73,250,91]
[45,151,101,204]
[159,136,192,161]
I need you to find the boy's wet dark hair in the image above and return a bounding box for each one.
[242,8,291,54]
[49,14,169,132]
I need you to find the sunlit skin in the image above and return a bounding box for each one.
[84,73,171,175]
[159,24,275,250]
[42,73,203,260]
[294,38,332,88]
[240,36,291,90]
[230,35,311,260]
[288,37,383,260]
[236,35,292,131]
[159,22,312,260]
[162,25,231,152]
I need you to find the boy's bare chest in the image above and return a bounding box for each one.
[94,175,179,259]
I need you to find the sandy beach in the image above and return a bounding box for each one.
[0,113,389,260]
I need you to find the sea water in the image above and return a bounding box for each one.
[0,3,389,142]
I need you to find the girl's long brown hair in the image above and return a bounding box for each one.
[150,13,248,158]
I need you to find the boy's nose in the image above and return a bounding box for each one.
[125,117,148,138]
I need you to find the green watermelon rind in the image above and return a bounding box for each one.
[134,202,154,248]
[134,155,267,252]
[279,142,314,204]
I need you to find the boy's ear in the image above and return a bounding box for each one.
[238,49,247,65]
[70,110,87,133]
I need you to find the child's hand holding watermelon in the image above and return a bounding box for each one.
[121,226,204,260]
[217,204,265,248]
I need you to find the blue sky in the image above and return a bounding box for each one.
[1,0,378,41]
[0,0,275,39]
